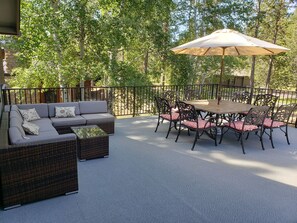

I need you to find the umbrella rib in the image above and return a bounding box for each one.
[235,47,240,55]
[203,48,210,55]
[262,47,276,54]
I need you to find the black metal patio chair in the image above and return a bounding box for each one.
[154,96,179,138]
[219,106,269,154]
[263,103,297,148]
[253,94,279,117]
[231,91,251,104]
[175,100,217,150]
[162,90,180,108]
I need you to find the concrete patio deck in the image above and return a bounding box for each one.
[1,116,297,223]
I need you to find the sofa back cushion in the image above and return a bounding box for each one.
[10,109,23,122]
[9,127,26,144]
[48,102,80,117]
[79,101,107,114]
[14,104,49,118]
[10,116,26,137]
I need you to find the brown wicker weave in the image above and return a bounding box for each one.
[96,122,114,135]
[71,125,109,160]
[0,113,78,209]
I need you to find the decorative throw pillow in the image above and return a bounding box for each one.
[19,108,41,122]
[22,121,40,135]
[55,106,76,118]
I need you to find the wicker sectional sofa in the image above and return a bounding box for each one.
[0,100,115,209]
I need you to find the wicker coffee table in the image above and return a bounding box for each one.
[71,125,109,161]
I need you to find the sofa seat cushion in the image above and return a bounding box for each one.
[79,101,107,114]
[9,127,75,145]
[50,115,86,127]
[30,118,56,132]
[81,113,115,125]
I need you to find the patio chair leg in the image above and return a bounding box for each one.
[240,135,246,154]
[285,125,290,145]
[175,123,182,142]
[245,132,250,140]
[219,127,225,144]
[237,132,241,141]
[165,121,172,138]
[213,128,217,146]
[155,117,161,132]
[260,135,265,151]
[191,130,199,151]
[270,128,275,149]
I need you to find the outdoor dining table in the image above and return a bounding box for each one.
[182,99,256,125]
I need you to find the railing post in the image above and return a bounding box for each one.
[133,86,136,117]
[79,86,83,101]
[211,84,215,99]
[2,89,8,105]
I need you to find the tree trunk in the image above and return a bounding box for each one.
[250,0,262,102]
[144,50,149,74]
[50,0,64,88]
[265,0,283,88]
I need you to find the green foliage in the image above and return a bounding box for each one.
[0,0,296,89]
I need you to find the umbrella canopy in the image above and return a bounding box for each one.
[171,29,289,104]
[171,29,289,56]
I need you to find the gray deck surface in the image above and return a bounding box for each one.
[1,116,297,223]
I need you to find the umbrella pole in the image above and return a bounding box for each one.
[218,49,225,105]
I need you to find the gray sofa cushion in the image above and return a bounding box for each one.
[9,126,75,144]
[81,113,115,125]
[15,104,49,118]
[10,117,26,137]
[9,127,25,144]
[50,115,86,127]
[10,110,23,123]
[30,118,56,132]
[48,102,80,117]
[10,109,23,121]
[79,101,107,114]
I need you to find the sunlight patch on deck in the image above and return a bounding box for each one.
[210,153,297,188]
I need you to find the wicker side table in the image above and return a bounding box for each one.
[71,125,109,161]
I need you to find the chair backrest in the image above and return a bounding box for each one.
[159,98,174,117]
[232,91,251,104]
[154,96,163,114]
[155,96,173,115]
[176,101,198,122]
[273,103,297,123]
[253,94,279,116]
[163,90,179,107]
[244,106,269,126]
[184,89,200,101]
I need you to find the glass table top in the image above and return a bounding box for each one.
[71,125,107,139]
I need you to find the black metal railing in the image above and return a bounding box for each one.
[2,84,297,126]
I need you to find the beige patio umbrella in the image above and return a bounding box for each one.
[171,29,289,104]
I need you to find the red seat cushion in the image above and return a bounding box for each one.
[160,113,179,121]
[263,118,285,128]
[183,119,215,129]
[227,121,258,131]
